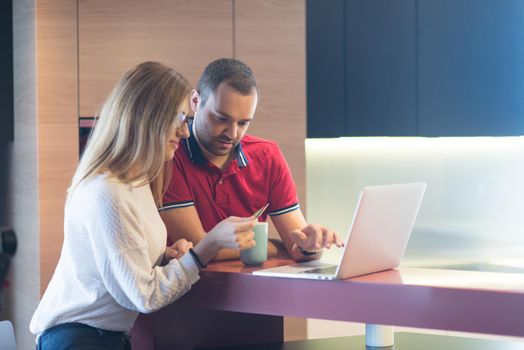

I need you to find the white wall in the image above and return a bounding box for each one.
[305,136,524,340]
[306,137,524,267]
[0,0,40,348]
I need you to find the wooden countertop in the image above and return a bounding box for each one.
[208,333,524,350]
[176,258,524,337]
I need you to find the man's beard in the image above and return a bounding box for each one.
[202,135,237,156]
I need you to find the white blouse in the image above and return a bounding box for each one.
[30,174,199,337]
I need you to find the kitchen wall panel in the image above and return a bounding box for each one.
[235,0,307,340]
[37,0,79,294]
[235,0,307,219]
[79,0,233,116]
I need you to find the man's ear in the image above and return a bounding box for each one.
[190,89,200,113]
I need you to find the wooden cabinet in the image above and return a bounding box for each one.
[235,0,306,209]
[79,0,307,227]
[79,0,233,116]
[19,1,307,344]
[79,0,308,341]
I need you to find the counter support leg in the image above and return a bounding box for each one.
[365,324,394,347]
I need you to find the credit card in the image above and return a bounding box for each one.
[252,203,269,218]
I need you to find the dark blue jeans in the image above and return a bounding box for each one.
[37,322,131,350]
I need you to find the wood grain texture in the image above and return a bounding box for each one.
[234,0,306,213]
[37,0,79,292]
[79,0,233,116]
[234,0,307,340]
[79,0,307,342]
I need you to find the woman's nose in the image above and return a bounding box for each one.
[176,122,190,139]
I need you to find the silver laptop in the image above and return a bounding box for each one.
[253,182,426,280]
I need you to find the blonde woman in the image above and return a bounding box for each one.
[30,62,257,350]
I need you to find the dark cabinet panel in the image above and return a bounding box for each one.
[307,0,346,138]
[345,0,417,136]
[307,0,524,137]
[307,0,416,138]
[418,0,524,136]
[0,0,13,142]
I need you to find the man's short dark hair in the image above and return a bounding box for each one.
[197,58,258,106]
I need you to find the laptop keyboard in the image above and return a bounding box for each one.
[302,265,337,275]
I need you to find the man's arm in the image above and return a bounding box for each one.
[271,209,343,262]
[160,206,278,261]
[265,145,342,261]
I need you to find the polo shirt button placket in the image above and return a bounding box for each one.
[215,177,228,205]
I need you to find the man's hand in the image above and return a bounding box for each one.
[164,239,194,262]
[290,224,344,253]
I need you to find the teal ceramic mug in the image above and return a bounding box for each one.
[240,222,268,265]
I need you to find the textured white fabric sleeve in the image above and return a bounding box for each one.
[83,184,200,314]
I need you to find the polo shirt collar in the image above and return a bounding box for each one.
[184,121,249,168]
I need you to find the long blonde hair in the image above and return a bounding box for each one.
[69,61,191,206]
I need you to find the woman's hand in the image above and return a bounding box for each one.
[207,216,257,250]
[164,239,193,262]
[191,216,257,267]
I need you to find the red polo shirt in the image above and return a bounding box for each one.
[161,126,300,232]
